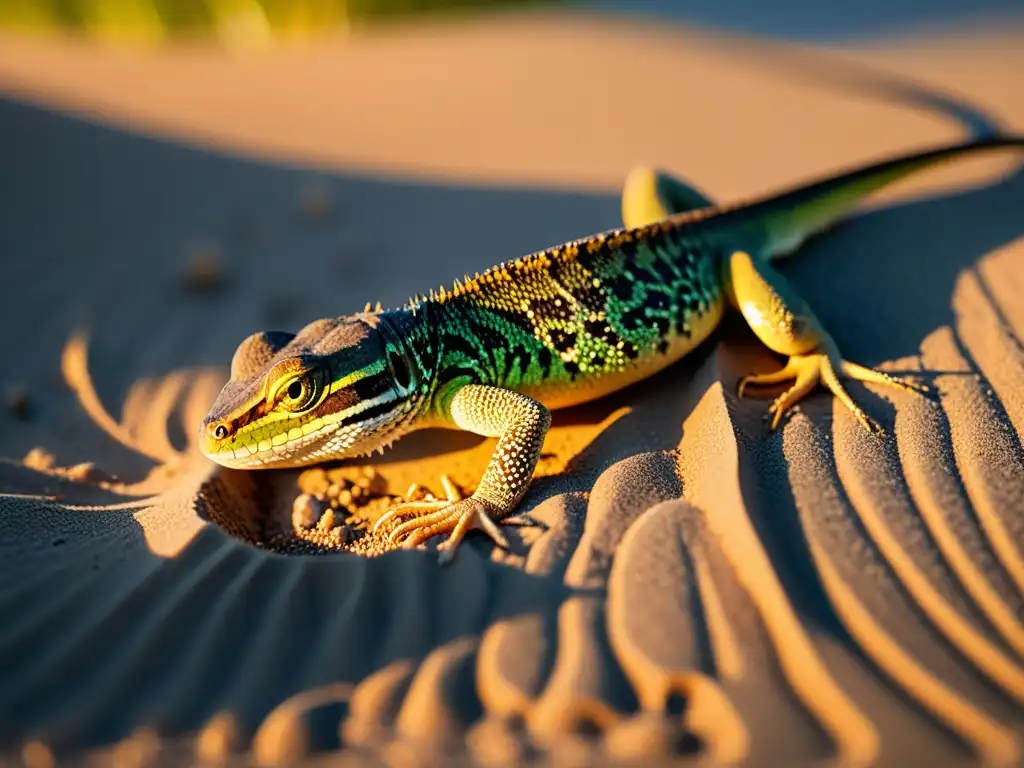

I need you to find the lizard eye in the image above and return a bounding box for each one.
[277,372,321,413]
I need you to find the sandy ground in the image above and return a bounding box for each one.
[1,8,1024,766]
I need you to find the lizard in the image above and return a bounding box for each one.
[199,135,1024,563]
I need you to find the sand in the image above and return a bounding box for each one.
[1,8,1024,766]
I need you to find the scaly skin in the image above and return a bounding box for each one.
[200,135,1024,562]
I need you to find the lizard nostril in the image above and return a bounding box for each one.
[211,423,229,440]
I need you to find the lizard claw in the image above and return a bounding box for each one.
[373,476,509,563]
[434,500,510,565]
[392,497,508,564]
[372,474,462,536]
[740,352,918,434]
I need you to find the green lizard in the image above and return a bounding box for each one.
[200,135,1024,562]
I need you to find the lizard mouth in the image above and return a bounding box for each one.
[200,398,415,469]
[200,420,345,469]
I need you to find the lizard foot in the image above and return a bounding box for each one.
[738,352,928,433]
[373,476,509,564]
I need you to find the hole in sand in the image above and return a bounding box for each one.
[196,461,458,558]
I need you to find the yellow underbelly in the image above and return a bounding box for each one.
[521,300,726,411]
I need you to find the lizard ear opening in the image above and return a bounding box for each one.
[388,349,412,391]
[230,331,296,381]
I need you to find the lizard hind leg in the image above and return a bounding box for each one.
[621,167,715,227]
[729,250,927,433]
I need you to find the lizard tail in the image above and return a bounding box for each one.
[741,135,1024,260]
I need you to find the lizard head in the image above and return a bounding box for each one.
[199,313,420,469]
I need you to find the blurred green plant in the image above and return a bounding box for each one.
[0,0,555,45]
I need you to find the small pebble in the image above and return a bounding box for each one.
[6,387,31,420]
[64,462,116,484]
[297,468,331,497]
[181,240,225,293]
[291,494,322,531]
[355,468,386,495]
[23,447,55,472]
[283,466,398,555]
[316,507,335,532]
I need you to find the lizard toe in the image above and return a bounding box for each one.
[436,498,509,565]
[383,496,510,564]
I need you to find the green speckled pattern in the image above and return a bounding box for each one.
[406,221,728,412]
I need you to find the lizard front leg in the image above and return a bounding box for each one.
[373,384,550,564]
[728,250,927,432]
